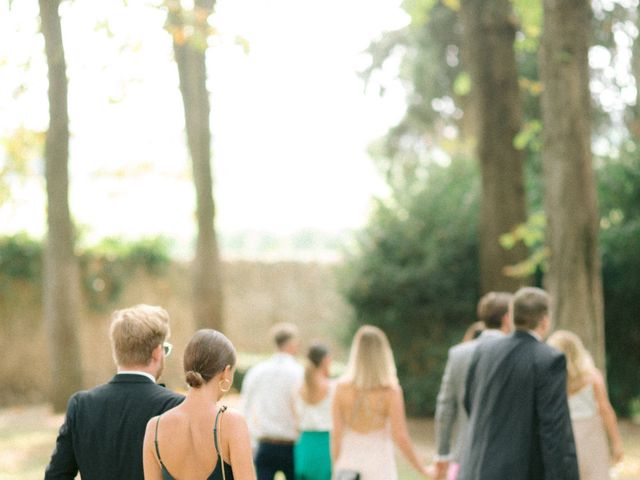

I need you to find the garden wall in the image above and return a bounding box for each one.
[0,260,352,406]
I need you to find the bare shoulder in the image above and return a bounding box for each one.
[334,380,352,396]
[219,407,249,432]
[144,415,160,445]
[589,368,607,392]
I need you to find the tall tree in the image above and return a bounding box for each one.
[39,0,83,412]
[459,0,530,292]
[540,0,605,368]
[166,1,224,331]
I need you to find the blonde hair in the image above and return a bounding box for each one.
[547,330,595,393]
[109,305,170,367]
[343,325,398,390]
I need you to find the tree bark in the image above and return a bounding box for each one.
[540,0,605,369]
[39,0,83,412]
[459,0,530,293]
[171,1,224,331]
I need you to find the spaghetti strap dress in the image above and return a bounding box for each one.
[154,407,235,480]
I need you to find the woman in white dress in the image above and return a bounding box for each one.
[331,325,429,480]
[547,330,624,480]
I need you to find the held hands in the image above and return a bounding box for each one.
[425,460,448,479]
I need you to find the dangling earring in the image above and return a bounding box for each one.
[219,378,232,393]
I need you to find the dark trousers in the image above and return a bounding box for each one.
[255,441,295,480]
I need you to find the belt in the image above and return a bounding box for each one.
[259,437,295,446]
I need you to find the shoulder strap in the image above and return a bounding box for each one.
[214,406,229,480]
[154,415,168,470]
[213,406,228,457]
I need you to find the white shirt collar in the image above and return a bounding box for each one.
[117,370,156,383]
[478,329,505,339]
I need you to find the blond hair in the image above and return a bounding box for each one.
[547,330,595,393]
[109,304,170,367]
[343,325,398,389]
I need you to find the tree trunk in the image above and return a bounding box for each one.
[39,0,83,412]
[459,0,530,293]
[171,1,224,331]
[628,6,640,135]
[540,0,605,369]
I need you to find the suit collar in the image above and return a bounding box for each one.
[513,329,541,342]
[111,373,156,384]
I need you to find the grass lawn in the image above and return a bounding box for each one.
[2,404,639,479]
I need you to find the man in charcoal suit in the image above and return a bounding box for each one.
[458,287,579,480]
[44,304,184,480]
[431,291,513,479]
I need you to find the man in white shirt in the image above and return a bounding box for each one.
[241,323,304,480]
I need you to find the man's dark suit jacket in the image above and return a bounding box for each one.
[44,373,184,480]
[457,330,579,480]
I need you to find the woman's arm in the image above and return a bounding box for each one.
[388,385,429,477]
[226,410,257,480]
[142,418,164,480]
[592,369,624,463]
[330,383,345,463]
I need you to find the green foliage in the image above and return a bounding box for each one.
[597,143,640,415]
[0,234,171,312]
[78,236,172,311]
[0,127,44,206]
[340,156,481,415]
[499,212,547,279]
[0,234,42,281]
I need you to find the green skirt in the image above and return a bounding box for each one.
[294,430,331,480]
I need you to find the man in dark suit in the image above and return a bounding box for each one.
[45,304,184,480]
[458,287,579,480]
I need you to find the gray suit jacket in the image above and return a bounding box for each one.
[434,329,504,461]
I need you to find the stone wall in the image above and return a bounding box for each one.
[0,260,352,406]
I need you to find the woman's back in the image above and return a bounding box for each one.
[335,382,391,433]
[152,405,234,480]
[332,382,398,480]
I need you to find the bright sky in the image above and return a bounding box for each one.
[0,0,409,243]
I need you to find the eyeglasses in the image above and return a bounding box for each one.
[162,341,173,357]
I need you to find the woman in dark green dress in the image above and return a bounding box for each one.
[143,329,256,480]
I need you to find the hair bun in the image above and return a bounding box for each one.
[185,370,204,388]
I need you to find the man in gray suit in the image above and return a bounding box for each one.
[430,292,513,479]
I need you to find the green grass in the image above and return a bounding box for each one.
[2,405,640,479]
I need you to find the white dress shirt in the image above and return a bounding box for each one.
[241,352,304,441]
[117,370,156,382]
